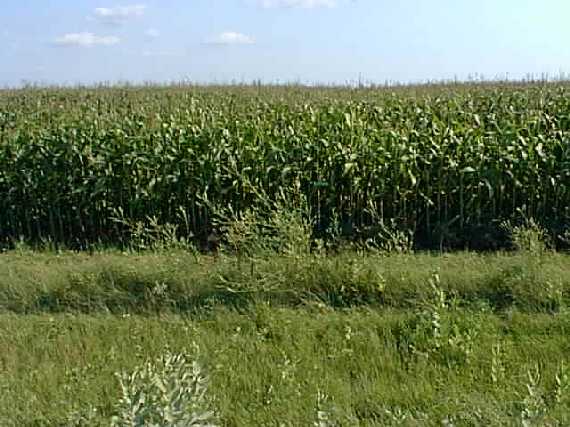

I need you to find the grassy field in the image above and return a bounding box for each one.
[2,307,570,425]
[1,248,570,425]
[1,82,570,425]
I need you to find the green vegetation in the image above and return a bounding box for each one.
[1,82,570,425]
[1,250,570,315]
[1,83,569,249]
[0,249,570,426]
[2,307,570,426]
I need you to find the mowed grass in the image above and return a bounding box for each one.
[1,250,570,425]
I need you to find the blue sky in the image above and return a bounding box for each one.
[1,0,570,86]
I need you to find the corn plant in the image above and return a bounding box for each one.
[0,84,569,249]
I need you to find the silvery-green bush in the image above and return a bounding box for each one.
[111,351,217,427]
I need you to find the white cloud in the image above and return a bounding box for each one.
[207,32,255,45]
[54,32,120,47]
[145,28,160,38]
[93,4,146,24]
[256,0,336,8]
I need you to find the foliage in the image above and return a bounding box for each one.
[1,83,569,249]
[2,301,570,425]
[112,350,217,427]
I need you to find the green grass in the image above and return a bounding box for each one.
[1,250,570,425]
[1,250,569,314]
[1,308,570,425]
[2,81,570,425]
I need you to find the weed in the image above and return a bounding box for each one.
[112,349,217,427]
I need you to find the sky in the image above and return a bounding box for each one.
[1,0,570,86]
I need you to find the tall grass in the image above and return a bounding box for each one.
[3,309,570,425]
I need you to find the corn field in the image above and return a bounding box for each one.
[0,84,569,249]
